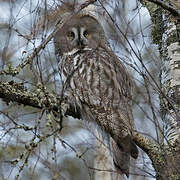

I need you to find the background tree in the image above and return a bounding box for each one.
[0,0,179,180]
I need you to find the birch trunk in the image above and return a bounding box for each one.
[141,1,180,179]
[146,2,180,180]
[161,11,180,145]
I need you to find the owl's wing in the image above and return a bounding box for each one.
[101,51,139,177]
[108,51,139,157]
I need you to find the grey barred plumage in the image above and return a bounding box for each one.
[54,14,138,177]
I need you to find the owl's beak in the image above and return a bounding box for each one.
[77,39,85,49]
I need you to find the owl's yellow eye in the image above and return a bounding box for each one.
[67,31,75,40]
[83,30,89,38]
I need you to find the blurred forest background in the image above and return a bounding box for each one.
[0,0,179,180]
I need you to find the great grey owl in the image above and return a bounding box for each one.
[54,13,138,177]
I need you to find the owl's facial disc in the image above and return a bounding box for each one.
[66,26,90,51]
[54,15,105,56]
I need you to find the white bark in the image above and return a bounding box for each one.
[166,41,180,143]
[161,14,180,144]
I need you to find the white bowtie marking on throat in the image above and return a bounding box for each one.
[63,47,92,56]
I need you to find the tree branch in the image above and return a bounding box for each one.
[0,81,80,118]
[133,130,180,179]
[141,0,180,17]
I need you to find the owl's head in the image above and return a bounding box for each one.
[54,15,106,56]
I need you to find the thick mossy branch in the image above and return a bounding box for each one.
[132,131,163,174]
[0,81,56,109]
[0,81,80,118]
[133,131,180,180]
[132,131,160,158]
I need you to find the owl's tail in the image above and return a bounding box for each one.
[111,136,138,178]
